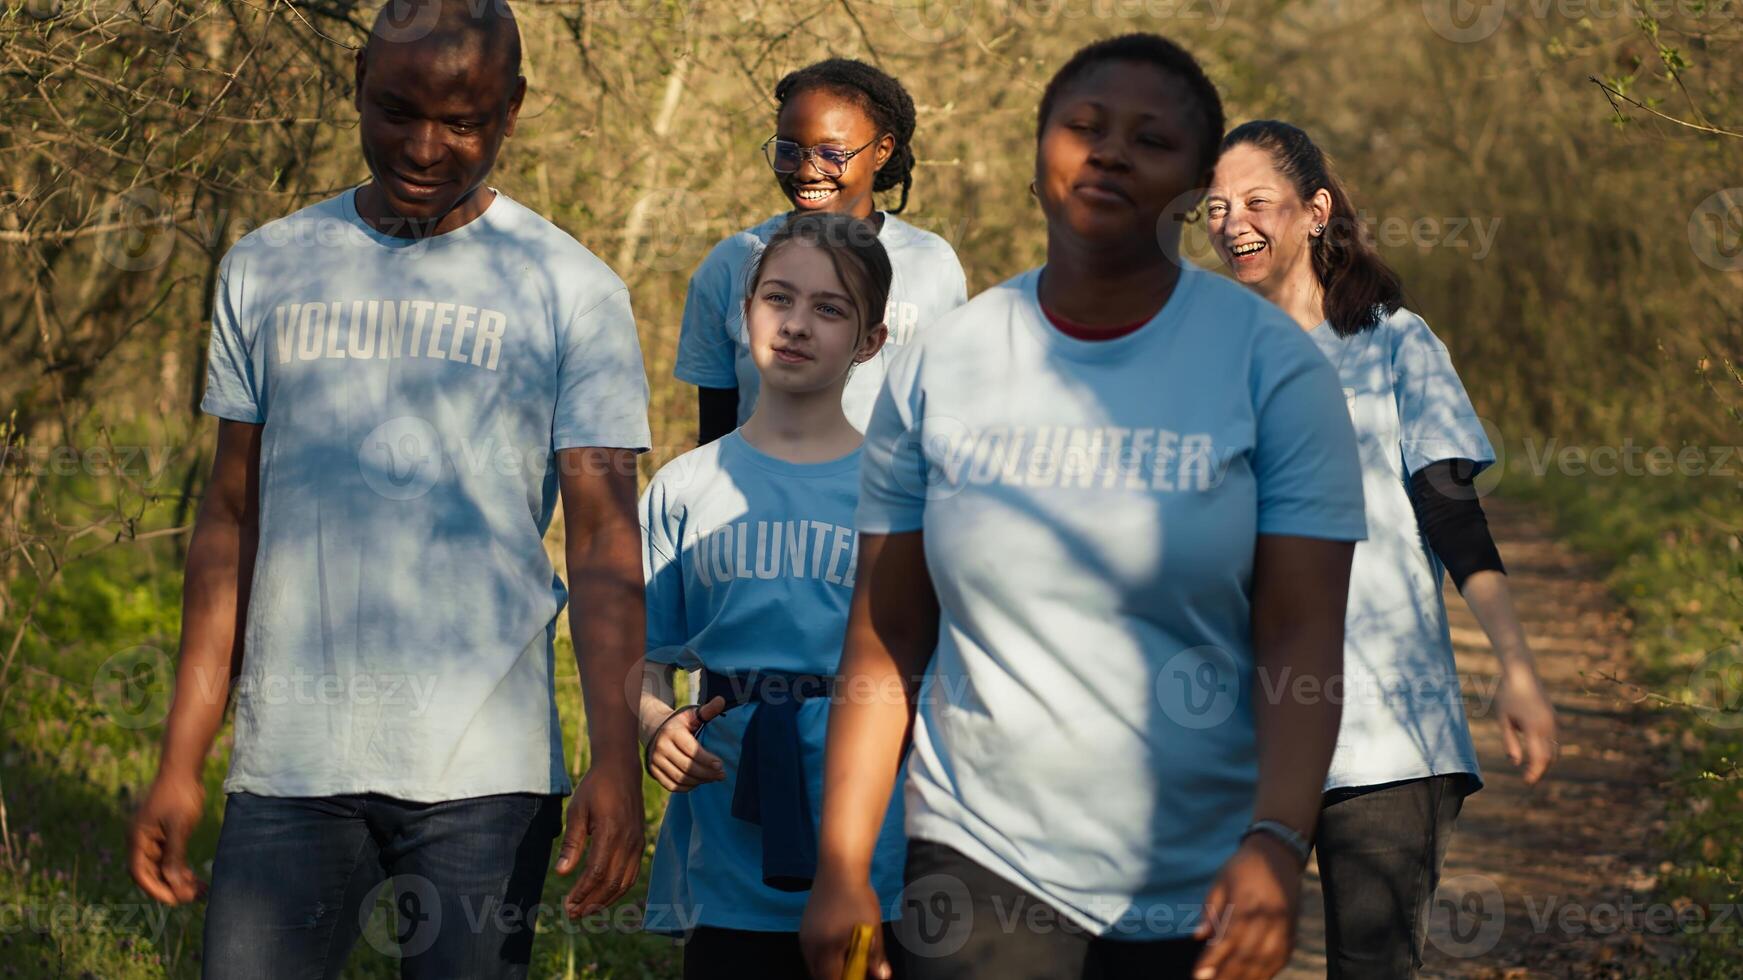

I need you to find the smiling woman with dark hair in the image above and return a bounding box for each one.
[801,33,1367,980]
[125,2,655,976]
[673,58,967,445]
[1207,119,1559,980]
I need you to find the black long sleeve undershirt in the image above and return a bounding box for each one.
[1408,458,1505,592]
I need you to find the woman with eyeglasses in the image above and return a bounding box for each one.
[673,58,967,444]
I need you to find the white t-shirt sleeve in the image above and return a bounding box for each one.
[856,344,929,534]
[946,250,969,307]
[199,255,264,424]
[641,477,698,668]
[553,286,653,452]
[673,247,739,389]
[1393,314,1494,477]
[1251,317,1368,541]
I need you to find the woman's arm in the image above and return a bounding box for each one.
[1409,459,1557,784]
[1459,570,1557,784]
[802,530,940,980]
[1195,533,1354,980]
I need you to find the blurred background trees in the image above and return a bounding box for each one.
[2,0,1739,975]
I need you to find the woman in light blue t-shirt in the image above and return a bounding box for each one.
[802,34,1367,980]
[672,59,967,442]
[1206,120,1559,979]
[637,213,908,979]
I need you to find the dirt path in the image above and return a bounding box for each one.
[1281,495,1671,978]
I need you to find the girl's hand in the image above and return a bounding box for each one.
[644,696,728,792]
[1191,835,1301,980]
[1493,661,1558,785]
[801,872,890,980]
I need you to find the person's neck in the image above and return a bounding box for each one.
[1040,233,1180,327]
[1256,260,1327,332]
[356,182,494,239]
[737,384,861,463]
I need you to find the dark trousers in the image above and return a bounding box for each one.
[202,791,564,980]
[897,840,1205,980]
[682,924,906,980]
[1315,774,1470,980]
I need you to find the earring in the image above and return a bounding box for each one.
[1029,180,1038,198]
[1312,224,1325,236]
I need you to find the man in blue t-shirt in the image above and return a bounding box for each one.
[124,3,652,976]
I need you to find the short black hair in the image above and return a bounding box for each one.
[366,0,522,87]
[1037,33,1225,176]
[774,59,919,214]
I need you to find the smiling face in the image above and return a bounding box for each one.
[1206,141,1329,290]
[1035,60,1210,255]
[352,30,524,234]
[773,88,892,219]
[744,241,886,396]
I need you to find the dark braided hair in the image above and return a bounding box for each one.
[1037,33,1226,178]
[774,58,918,214]
[1222,121,1404,336]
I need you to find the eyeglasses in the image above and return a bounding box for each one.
[761,134,884,178]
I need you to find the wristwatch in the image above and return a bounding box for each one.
[1241,819,1312,867]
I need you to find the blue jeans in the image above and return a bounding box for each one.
[202,791,563,980]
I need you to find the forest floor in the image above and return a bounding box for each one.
[1283,496,1681,979]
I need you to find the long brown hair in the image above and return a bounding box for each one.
[1222,120,1403,336]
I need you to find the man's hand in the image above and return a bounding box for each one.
[554,760,644,919]
[1191,835,1302,980]
[128,774,208,905]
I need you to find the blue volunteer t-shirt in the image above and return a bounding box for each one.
[640,432,907,934]
[857,264,1367,939]
[672,212,967,429]
[1309,308,1493,792]
[200,188,652,802]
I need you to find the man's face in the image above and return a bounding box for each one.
[353,35,524,227]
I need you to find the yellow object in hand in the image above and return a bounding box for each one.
[841,922,875,980]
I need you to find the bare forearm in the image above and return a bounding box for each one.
[816,617,926,879]
[817,532,938,880]
[1460,570,1535,668]
[159,506,256,780]
[637,661,679,745]
[569,525,645,770]
[1249,536,1354,837]
[1250,630,1341,837]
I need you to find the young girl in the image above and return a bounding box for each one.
[639,213,908,979]
[673,58,967,443]
[1205,120,1559,978]
[802,35,1367,980]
